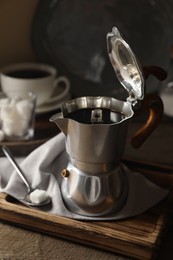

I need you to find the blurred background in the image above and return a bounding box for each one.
[0,0,173,99]
[0,0,38,67]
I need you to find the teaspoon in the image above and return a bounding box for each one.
[2,145,51,207]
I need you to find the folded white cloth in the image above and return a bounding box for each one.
[0,133,169,221]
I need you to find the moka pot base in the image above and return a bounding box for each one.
[61,160,128,217]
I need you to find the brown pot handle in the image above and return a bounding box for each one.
[130,65,166,148]
[130,94,163,148]
[142,65,167,81]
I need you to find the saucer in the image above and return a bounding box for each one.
[36,84,71,114]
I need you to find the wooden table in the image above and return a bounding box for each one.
[0,112,173,259]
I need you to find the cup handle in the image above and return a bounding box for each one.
[54,76,70,90]
[45,76,70,104]
[130,94,163,148]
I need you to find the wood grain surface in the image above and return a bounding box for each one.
[0,160,173,260]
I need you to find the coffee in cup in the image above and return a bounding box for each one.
[0,62,70,106]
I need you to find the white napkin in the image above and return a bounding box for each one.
[0,133,169,221]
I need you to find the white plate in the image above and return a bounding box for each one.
[36,84,71,114]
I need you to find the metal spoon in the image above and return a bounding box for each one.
[2,145,51,207]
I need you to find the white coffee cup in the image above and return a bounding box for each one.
[0,62,70,106]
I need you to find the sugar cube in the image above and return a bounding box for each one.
[16,99,33,120]
[29,189,48,204]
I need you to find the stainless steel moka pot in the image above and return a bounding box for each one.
[50,27,164,217]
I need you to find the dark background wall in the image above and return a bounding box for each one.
[0,0,173,97]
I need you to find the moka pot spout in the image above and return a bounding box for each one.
[49,112,69,136]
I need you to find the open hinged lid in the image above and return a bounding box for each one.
[107,27,145,105]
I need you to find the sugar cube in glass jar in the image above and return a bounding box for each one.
[0,91,36,141]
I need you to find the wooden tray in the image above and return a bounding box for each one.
[0,160,173,260]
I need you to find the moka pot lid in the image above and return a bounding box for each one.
[107,27,145,105]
